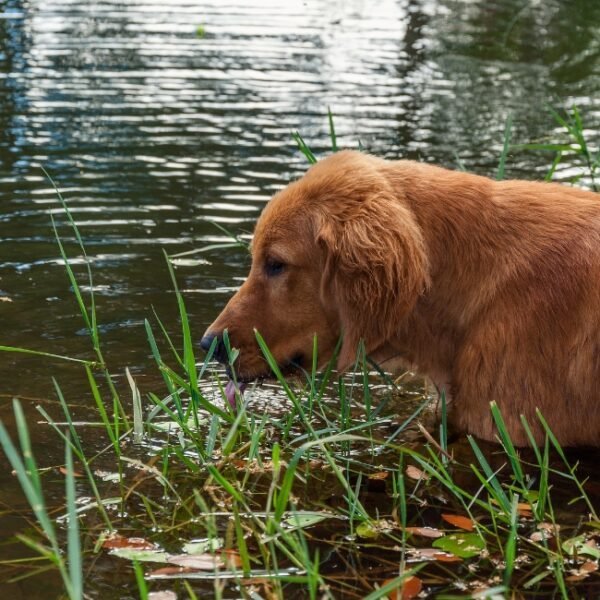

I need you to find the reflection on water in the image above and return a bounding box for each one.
[0,0,598,448]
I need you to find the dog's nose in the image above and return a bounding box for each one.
[200,333,216,352]
[200,332,228,363]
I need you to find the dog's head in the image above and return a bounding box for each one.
[201,151,430,383]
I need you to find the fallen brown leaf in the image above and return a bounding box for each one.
[369,471,390,480]
[102,534,156,550]
[147,566,197,577]
[405,465,429,481]
[403,526,443,538]
[59,466,84,478]
[167,553,225,570]
[410,547,462,562]
[441,513,475,531]
[382,575,423,600]
[223,549,243,568]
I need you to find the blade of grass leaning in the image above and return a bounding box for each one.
[65,435,83,600]
[503,493,519,587]
[292,131,318,164]
[327,106,338,152]
[439,390,448,464]
[133,560,149,600]
[490,401,525,487]
[85,365,118,450]
[0,400,76,598]
[0,345,95,366]
[150,307,185,368]
[37,379,113,528]
[467,434,511,513]
[44,171,129,429]
[163,249,200,411]
[126,367,144,445]
[536,409,598,519]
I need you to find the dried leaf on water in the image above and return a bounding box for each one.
[409,547,462,562]
[566,560,598,581]
[441,513,475,531]
[405,465,429,481]
[102,534,169,562]
[167,554,225,570]
[369,471,390,480]
[148,592,177,600]
[59,466,83,478]
[403,526,443,539]
[382,575,423,599]
[147,566,198,577]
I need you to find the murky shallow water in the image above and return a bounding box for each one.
[0,0,599,597]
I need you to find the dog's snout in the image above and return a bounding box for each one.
[200,333,216,352]
[200,332,228,363]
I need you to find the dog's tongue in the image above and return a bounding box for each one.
[224,380,247,409]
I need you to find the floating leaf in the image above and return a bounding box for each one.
[356,520,393,539]
[59,466,83,478]
[94,470,121,482]
[382,574,422,599]
[405,465,428,481]
[410,547,462,562]
[581,561,598,573]
[356,521,381,539]
[148,591,177,600]
[432,533,485,558]
[103,534,156,550]
[563,536,600,560]
[283,512,329,530]
[401,575,423,599]
[223,549,243,568]
[369,471,389,480]
[182,538,223,555]
[167,553,224,570]
[111,548,170,563]
[147,566,197,577]
[441,513,475,531]
[404,526,443,539]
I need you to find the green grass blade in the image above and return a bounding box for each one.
[292,131,318,164]
[65,436,83,600]
[327,106,338,152]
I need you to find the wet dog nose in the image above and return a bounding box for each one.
[200,333,216,352]
[200,332,228,363]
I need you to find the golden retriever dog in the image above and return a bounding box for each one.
[201,150,600,446]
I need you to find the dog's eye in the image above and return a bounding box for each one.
[265,259,286,277]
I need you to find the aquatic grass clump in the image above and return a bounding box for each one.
[0,110,598,598]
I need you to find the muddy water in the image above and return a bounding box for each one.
[0,0,599,596]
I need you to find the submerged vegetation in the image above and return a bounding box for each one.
[0,109,599,599]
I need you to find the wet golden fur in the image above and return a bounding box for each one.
[204,150,600,446]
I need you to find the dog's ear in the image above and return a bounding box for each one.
[317,191,430,370]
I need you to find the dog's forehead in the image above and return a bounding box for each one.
[249,187,314,258]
